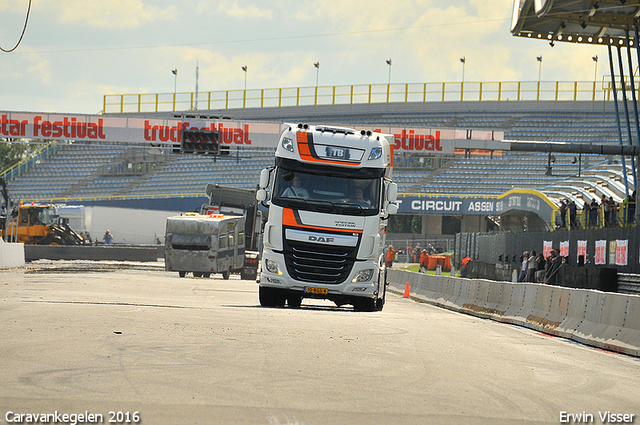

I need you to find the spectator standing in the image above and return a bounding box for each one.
[385,245,395,268]
[518,251,529,282]
[103,230,113,245]
[544,249,562,285]
[569,201,578,228]
[419,249,429,273]
[559,200,567,229]
[589,199,599,227]
[526,250,537,282]
[602,195,610,226]
[607,197,617,226]
[535,252,546,282]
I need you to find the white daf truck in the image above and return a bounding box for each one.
[256,123,398,311]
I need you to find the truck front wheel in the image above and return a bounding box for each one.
[353,297,377,312]
[259,286,286,307]
[287,294,302,309]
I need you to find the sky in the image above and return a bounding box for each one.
[0,0,613,115]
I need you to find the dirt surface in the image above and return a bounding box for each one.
[1,260,640,425]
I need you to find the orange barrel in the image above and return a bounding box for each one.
[428,255,438,270]
[443,254,452,272]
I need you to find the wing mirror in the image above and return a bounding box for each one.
[387,182,398,203]
[259,168,270,189]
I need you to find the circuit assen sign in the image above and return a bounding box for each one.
[1,112,503,154]
[396,190,557,219]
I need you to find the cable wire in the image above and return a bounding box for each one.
[1,0,32,53]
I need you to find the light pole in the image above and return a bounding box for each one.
[386,59,392,85]
[460,57,466,82]
[537,55,543,82]
[314,62,320,87]
[241,65,247,91]
[592,55,599,82]
[241,65,248,108]
[171,69,178,95]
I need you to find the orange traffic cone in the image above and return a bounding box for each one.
[403,282,410,298]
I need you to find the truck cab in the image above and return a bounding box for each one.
[257,123,397,311]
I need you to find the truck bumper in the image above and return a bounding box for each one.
[258,251,381,300]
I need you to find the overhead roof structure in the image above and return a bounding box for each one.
[512,0,640,47]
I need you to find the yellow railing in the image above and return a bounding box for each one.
[103,80,620,114]
[553,203,636,230]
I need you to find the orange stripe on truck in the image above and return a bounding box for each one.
[283,208,362,234]
[295,131,362,166]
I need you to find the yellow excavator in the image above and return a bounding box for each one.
[0,179,87,245]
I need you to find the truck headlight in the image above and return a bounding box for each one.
[265,259,283,275]
[282,137,294,152]
[368,147,382,160]
[352,269,374,283]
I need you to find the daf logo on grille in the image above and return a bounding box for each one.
[309,236,334,243]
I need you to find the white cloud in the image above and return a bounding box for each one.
[198,1,273,19]
[46,0,177,29]
[26,55,52,85]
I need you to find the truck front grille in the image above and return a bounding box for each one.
[283,238,358,284]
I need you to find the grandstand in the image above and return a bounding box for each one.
[3,99,637,227]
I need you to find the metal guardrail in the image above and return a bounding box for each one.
[617,273,640,295]
[103,80,618,114]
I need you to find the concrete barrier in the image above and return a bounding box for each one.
[610,296,640,357]
[0,239,25,269]
[504,283,538,327]
[388,268,640,357]
[572,291,605,347]
[25,244,164,262]
[481,280,508,321]
[461,279,492,318]
[526,285,559,332]
[449,278,471,310]
[542,287,571,336]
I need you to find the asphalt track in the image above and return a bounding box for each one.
[1,260,639,425]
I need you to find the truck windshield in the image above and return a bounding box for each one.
[272,168,381,216]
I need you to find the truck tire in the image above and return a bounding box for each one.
[287,294,302,308]
[375,286,386,311]
[178,271,186,278]
[193,272,203,278]
[222,271,230,280]
[259,286,286,307]
[375,269,387,311]
[353,297,376,312]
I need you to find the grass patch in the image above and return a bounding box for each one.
[397,264,455,277]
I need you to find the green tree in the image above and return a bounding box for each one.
[0,140,44,173]
[389,214,422,234]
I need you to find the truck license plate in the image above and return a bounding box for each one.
[304,286,328,295]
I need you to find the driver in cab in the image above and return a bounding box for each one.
[353,187,370,206]
[283,176,309,198]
